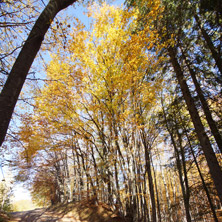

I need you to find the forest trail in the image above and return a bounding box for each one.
[8,207,222,222]
[9,208,80,222]
[8,201,127,222]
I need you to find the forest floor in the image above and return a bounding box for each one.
[7,200,127,222]
[5,203,222,222]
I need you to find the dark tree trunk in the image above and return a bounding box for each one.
[183,126,219,222]
[151,158,162,222]
[181,49,222,153]
[141,131,157,222]
[194,14,222,76]
[0,0,77,147]
[168,46,222,204]
[176,99,219,222]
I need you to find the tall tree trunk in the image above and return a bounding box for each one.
[159,154,173,221]
[0,0,77,147]
[168,46,222,204]
[143,176,150,222]
[161,102,192,222]
[114,153,121,207]
[79,149,97,199]
[176,99,219,222]
[154,136,173,221]
[90,144,99,201]
[151,159,162,222]
[186,132,219,222]
[172,103,192,221]
[76,149,84,201]
[194,14,222,76]
[181,48,222,153]
[176,127,192,222]
[141,131,157,222]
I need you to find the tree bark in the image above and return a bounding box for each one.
[161,100,192,222]
[176,98,219,222]
[0,0,77,147]
[184,127,219,222]
[168,46,222,204]
[151,159,162,222]
[194,14,222,76]
[181,48,222,153]
[176,124,192,222]
[141,131,157,222]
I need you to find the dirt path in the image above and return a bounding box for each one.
[9,208,73,222]
[8,201,128,222]
[8,207,222,222]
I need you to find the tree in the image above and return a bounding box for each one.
[14,3,165,219]
[0,0,37,85]
[126,0,222,204]
[0,0,78,147]
[5,1,221,220]
[167,45,222,204]
[0,180,13,212]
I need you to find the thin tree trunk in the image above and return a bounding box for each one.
[176,127,192,222]
[168,46,222,204]
[0,0,77,147]
[151,159,162,222]
[143,177,150,222]
[141,131,157,222]
[172,104,192,221]
[78,149,97,198]
[114,153,121,206]
[177,107,219,222]
[161,101,192,222]
[156,145,172,222]
[188,135,219,222]
[76,149,84,201]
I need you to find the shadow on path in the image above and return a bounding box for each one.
[9,208,64,222]
[9,200,131,222]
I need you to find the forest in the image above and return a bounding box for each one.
[0,0,222,221]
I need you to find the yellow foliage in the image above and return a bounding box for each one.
[18,2,165,164]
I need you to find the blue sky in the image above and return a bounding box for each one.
[66,0,125,28]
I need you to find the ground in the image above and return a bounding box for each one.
[7,200,128,222]
[3,202,222,221]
